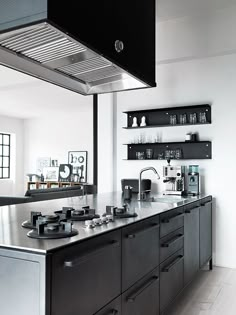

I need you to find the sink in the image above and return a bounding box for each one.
[144,196,188,203]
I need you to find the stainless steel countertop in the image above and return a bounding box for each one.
[0,192,210,254]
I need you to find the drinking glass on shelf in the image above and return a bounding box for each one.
[170,150,175,159]
[199,112,207,123]
[190,113,197,124]
[170,114,177,125]
[165,150,171,159]
[146,149,153,159]
[175,148,182,159]
[136,152,145,160]
[158,152,164,160]
[179,113,187,124]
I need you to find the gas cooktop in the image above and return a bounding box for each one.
[22,210,78,239]
[22,205,137,239]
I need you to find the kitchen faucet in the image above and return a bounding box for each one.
[138,167,160,200]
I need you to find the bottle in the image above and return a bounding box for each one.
[140,116,147,127]
[132,117,138,127]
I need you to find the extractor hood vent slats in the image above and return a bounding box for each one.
[58,57,111,76]
[74,66,123,83]
[0,22,147,95]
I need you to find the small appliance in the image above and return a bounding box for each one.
[187,165,200,196]
[163,161,185,196]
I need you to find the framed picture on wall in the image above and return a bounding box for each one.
[43,167,59,182]
[36,157,51,173]
[68,151,87,183]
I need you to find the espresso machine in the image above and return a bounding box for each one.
[163,161,185,195]
[187,165,200,196]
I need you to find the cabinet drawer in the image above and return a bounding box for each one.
[94,296,121,315]
[160,249,184,312]
[51,230,121,315]
[160,227,184,263]
[122,267,160,315]
[122,216,160,291]
[160,208,184,238]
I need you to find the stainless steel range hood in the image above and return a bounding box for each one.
[0,1,156,95]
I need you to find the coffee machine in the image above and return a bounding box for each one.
[163,161,185,195]
[187,165,200,196]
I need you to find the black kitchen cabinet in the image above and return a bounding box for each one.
[51,230,121,315]
[200,198,213,268]
[160,207,184,238]
[122,267,160,315]
[94,296,121,315]
[160,227,184,263]
[122,216,160,291]
[49,0,156,86]
[160,249,184,313]
[184,202,200,286]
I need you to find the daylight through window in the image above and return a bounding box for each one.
[0,133,10,179]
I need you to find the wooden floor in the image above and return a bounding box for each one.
[168,266,236,315]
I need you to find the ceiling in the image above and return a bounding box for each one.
[0,65,92,119]
[0,0,235,119]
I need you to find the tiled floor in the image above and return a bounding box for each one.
[168,267,236,315]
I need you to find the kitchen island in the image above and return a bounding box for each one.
[0,192,212,315]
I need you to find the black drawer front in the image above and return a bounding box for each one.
[160,227,184,263]
[51,230,121,315]
[122,216,160,291]
[122,267,160,315]
[160,249,184,312]
[94,296,121,315]
[160,207,184,238]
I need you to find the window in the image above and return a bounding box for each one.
[0,133,11,179]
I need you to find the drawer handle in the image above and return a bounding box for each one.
[127,223,159,239]
[185,206,199,213]
[200,201,212,206]
[161,234,184,247]
[64,240,120,268]
[162,255,184,272]
[127,276,159,303]
[161,213,184,223]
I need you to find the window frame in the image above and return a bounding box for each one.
[0,133,11,179]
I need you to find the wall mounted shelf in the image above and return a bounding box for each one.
[123,104,211,129]
[124,141,212,160]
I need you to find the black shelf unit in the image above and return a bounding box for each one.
[124,141,212,160]
[123,104,211,129]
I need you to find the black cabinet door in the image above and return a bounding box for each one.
[94,296,121,315]
[184,203,200,286]
[200,199,212,267]
[122,267,160,315]
[160,249,184,313]
[51,230,121,315]
[122,215,160,291]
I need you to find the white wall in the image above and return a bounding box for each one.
[114,5,236,268]
[0,115,24,195]
[24,98,93,186]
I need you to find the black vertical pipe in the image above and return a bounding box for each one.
[93,94,98,191]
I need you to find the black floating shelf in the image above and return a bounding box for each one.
[123,104,211,129]
[124,141,212,160]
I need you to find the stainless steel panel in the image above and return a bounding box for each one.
[0,248,46,315]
